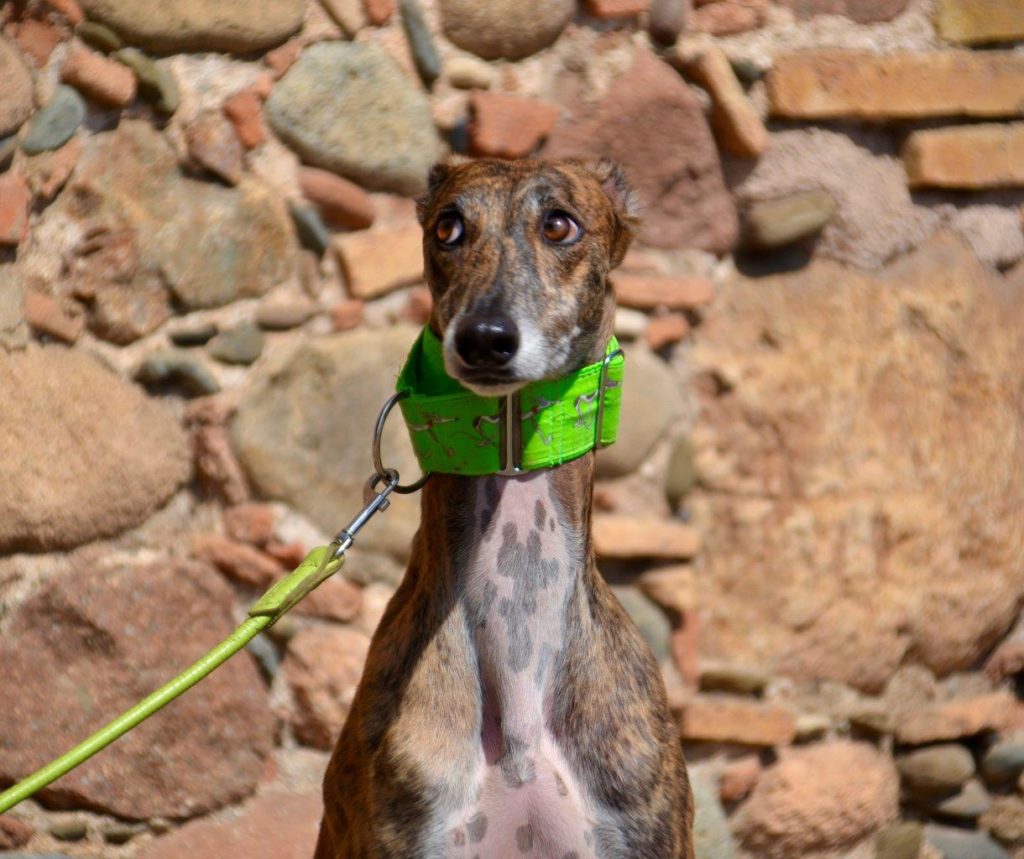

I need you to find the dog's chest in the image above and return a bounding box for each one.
[440,473,603,858]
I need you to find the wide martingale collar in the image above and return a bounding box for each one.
[396,326,625,477]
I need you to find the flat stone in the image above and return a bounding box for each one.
[256,300,317,330]
[400,0,440,86]
[102,822,141,844]
[169,321,218,346]
[692,1,765,35]
[895,692,1022,745]
[278,625,371,749]
[778,0,909,22]
[876,823,924,859]
[0,559,274,818]
[680,696,797,746]
[138,792,322,859]
[594,514,700,559]
[266,42,441,196]
[78,0,303,53]
[898,744,976,799]
[0,172,31,247]
[745,188,837,248]
[468,91,561,159]
[768,50,1024,120]
[298,166,375,230]
[666,435,697,507]
[0,134,17,171]
[20,86,85,155]
[614,274,715,310]
[77,20,122,52]
[49,820,87,841]
[186,109,244,185]
[639,564,697,615]
[333,222,423,299]
[982,741,1024,788]
[113,48,179,114]
[936,0,1024,44]
[687,44,768,159]
[23,289,85,343]
[231,326,422,559]
[61,44,137,107]
[136,349,221,397]
[439,0,573,60]
[0,38,34,137]
[700,664,770,696]
[904,123,1024,190]
[927,779,993,822]
[925,824,1010,859]
[585,0,650,16]
[547,47,737,254]
[208,321,264,365]
[88,277,171,344]
[645,313,690,350]
[736,741,899,855]
[59,121,293,309]
[446,55,495,90]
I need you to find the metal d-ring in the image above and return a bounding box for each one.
[372,391,431,494]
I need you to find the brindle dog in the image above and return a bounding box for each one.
[315,158,693,859]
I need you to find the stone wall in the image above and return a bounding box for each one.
[0,0,1023,856]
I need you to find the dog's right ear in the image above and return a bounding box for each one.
[583,158,641,268]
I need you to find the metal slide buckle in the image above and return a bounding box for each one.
[497,391,524,477]
[594,347,624,450]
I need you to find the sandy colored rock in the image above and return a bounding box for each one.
[0,38,35,136]
[737,741,899,857]
[768,50,1024,120]
[896,692,1023,745]
[547,46,738,254]
[280,625,371,749]
[687,44,768,159]
[77,0,303,53]
[593,514,701,559]
[446,55,495,89]
[61,43,137,107]
[692,0,765,34]
[779,0,909,21]
[0,347,189,551]
[639,564,697,614]
[139,792,321,859]
[614,274,715,310]
[185,109,244,185]
[744,189,837,248]
[440,0,573,60]
[680,697,797,746]
[690,237,1024,691]
[333,223,423,299]
[0,559,274,819]
[904,123,1024,190]
[936,0,1024,44]
[299,166,375,230]
[468,91,561,159]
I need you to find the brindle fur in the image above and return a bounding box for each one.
[315,159,693,858]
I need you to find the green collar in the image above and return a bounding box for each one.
[396,326,624,476]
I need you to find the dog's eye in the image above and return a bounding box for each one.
[542,211,581,245]
[435,213,464,246]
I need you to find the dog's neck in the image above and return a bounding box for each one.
[413,454,595,779]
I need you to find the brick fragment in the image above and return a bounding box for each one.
[614,274,715,310]
[904,122,1024,190]
[688,44,768,158]
[936,0,1024,44]
[469,91,561,159]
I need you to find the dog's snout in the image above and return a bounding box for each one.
[454,315,520,369]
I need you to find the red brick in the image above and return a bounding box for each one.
[294,576,363,622]
[593,514,701,559]
[469,91,561,159]
[13,18,63,67]
[0,173,31,246]
[333,223,423,299]
[720,755,763,802]
[298,166,375,230]
[936,0,1024,44]
[903,122,1024,190]
[192,533,285,588]
[223,88,265,149]
[614,274,715,310]
[687,44,768,158]
[363,0,396,24]
[264,38,301,79]
[680,696,797,746]
[645,313,691,349]
[45,0,84,25]
[61,43,136,106]
[24,289,84,343]
[223,503,275,546]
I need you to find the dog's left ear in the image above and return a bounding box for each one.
[417,157,471,225]
[584,158,640,268]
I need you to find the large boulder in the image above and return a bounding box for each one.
[0,346,190,552]
[266,42,442,196]
[546,47,738,254]
[55,120,294,310]
[690,236,1024,691]
[0,559,275,819]
[77,0,303,53]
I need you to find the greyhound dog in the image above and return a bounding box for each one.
[315,158,693,858]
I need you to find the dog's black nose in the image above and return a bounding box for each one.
[454,315,520,368]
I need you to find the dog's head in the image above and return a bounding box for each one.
[417,158,638,396]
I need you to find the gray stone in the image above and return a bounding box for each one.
[114,48,179,114]
[78,0,303,54]
[20,86,85,155]
[88,275,171,344]
[925,824,1009,859]
[0,38,34,137]
[649,0,688,44]
[745,188,837,248]
[666,435,696,508]
[401,0,441,86]
[256,301,317,330]
[57,121,293,309]
[849,708,894,738]
[232,325,422,560]
[595,346,682,479]
[102,822,142,845]
[0,134,16,172]
[170,321,218,346]
[136,349,221,397]
[691,768,738,859]
[700,665,770,696]
[48,820,87,842]
[982,741,1024,787]
[267,42,441,196]
[898,744,976,799]
[927,779,992,822]
[208,321,264,365]
[77,21,123,53]
[875,822,923,859]
[289,201,331,256]
[439,0,573,60]
[0,347,190,552]
[611,585,671,662]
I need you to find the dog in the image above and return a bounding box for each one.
[314,157,693,858]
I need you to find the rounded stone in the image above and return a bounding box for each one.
[0,346,190,552]
[20,86,85,155]
[875,823,923,859]
[982,741,1024,787]
[439,0,573,60]
[266,42,442,196]
[666,435,697,507]
[77,0,303,54]
[898,744,976,799]
[0,38,34,137]
[595,346,682,479]
[208,321,264,365]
